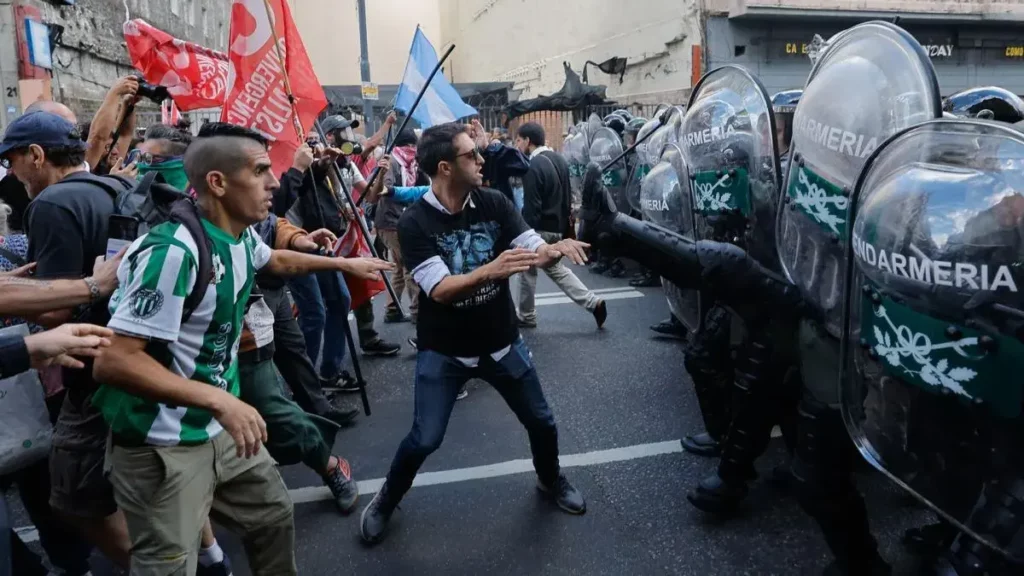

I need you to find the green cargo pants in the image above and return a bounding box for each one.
[238,345,339,473]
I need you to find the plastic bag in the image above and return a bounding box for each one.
[0,325,52,476]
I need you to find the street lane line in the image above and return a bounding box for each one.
[536,290,643,306]
[15,440,683,542]
[289,439,683,504]
[535,286,641,299]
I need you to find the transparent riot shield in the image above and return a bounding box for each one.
[841,119,1024,564]
[777,20,942,339]
[640,143,701,333]
[561,131,590,209]
[683,65,782,270]
[589,127,629,212]
[627,108,685,212]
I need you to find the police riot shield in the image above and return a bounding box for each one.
[841,119,1024,563]
[562,129,590,209]
[627,107,685,212]
[683,65,782,270]
[589,127,630,212]
[777,21,942,339]
[639,143,702,333]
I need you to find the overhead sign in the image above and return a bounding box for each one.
[361,81,379,101]
[1004,45,1024,58]
[25,19,52,70]
[773,38,953,59]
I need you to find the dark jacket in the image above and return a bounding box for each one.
[276,165,347,237]
[481,143,530,203]
[0,334,30,380]
[522,149,571,236]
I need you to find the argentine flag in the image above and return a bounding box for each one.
[396,27,477,128]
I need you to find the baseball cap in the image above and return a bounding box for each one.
[321,114,360,134]
[0,112,87,158]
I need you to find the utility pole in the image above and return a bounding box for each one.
[356,0,375,134]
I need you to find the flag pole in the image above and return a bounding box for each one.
[358,41,458,195]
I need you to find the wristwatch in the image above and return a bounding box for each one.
[83,276,101,303]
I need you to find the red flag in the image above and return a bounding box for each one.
[123,19,231,111]
[333,209,386,309]
[160,99,181,125]
[222,0,328,177]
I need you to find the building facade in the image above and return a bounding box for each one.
[0,0,231,130]
[433,0,1024,110]
[438,0,702,104]
[706,0,1024,96]
[288,0,443,87]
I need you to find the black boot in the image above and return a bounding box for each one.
[687,330,776,515]
[681,432,720,457]
[360,481,400,545]
[651,317,687,339]
[903,521,957,557]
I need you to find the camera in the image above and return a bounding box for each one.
[133,74,171,104]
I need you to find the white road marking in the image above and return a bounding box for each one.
[290,439,682,504]
[14,439,685,542]
[16,441,681,541]
[536,290,644,306]
[535,286,643,299]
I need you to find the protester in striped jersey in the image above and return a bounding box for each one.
[92,123,393,575]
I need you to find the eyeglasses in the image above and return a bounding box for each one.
[136,152,182,165]
[454,148,483,162]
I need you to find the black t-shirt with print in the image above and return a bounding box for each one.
[399,187,529,357]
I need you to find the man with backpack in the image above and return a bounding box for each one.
[0,111,136,566]
[91,123,391,574]
[514,123,607,329]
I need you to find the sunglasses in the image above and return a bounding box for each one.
[454,148,483,162]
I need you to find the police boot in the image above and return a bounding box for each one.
[903,521,957,558]
[790,398,890,576]
[687,334,776,515]
[935,475,1024,576]
[681,306,733,458]
[607,258,627,278]
[629,267,660,288]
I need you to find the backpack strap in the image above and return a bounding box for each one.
[168,198,213,323]
[115,171,159,215]
[45,172,134,204]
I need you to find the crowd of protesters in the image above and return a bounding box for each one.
[0,73,604,574]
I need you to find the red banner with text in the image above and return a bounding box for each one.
[223,0,327,177]
[123,19,231,111]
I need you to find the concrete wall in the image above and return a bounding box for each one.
[289,0,443,86]
[1,0,231,118]
[438,0,702,104]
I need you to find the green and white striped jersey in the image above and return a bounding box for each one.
[94,219,271,446]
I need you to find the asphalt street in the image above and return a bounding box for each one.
[11,264,934,575]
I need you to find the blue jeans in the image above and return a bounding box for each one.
[287,271,351,380]
[385,338,560,500]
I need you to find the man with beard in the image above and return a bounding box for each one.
[360,122,590,545]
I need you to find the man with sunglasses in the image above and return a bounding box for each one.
[360,122,590,544]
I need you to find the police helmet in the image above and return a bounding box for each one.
[625,117,647,135]
[610,109,634,122]
[942,87,1024,124]
[771,90,802,115]
[603,114,627,135]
